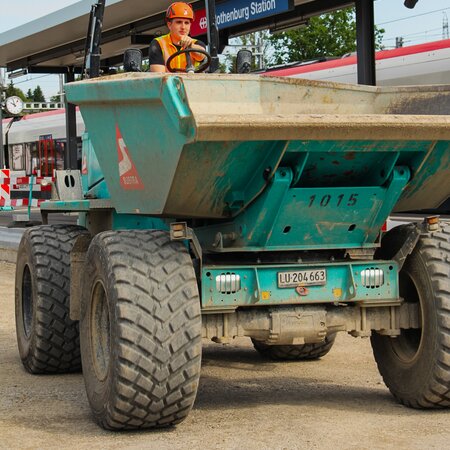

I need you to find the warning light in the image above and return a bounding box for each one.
[170,222,188,239]
[425,216,440,232]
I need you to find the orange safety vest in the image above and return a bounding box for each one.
[155,33,202,71]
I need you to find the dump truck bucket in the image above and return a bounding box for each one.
[65,74,450,218]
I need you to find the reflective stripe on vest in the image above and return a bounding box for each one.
[155,33,200,70]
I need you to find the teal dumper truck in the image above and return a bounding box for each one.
[14,72,450,430]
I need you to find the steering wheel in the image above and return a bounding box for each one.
[166,48,211,73]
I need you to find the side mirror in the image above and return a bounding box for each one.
[236,49,252,74]
[123,49,143,72]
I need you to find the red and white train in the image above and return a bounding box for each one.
[263,38,450,85]
[1,109,85,176]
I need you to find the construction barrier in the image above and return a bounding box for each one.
[0,169,53,208]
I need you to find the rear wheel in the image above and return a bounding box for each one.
[80,230,202,430]
[252,334,336,361]
[371,224,450,408]
[15,224,89,373]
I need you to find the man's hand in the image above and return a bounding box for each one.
[178,37,206,62]
[178,35,195,49]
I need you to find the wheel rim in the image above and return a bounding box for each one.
[389,270,423,363]
[90,280,111,381]
[22,265,33,338]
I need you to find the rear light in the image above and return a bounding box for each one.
[216,273,241,294]
[361,268,384,288]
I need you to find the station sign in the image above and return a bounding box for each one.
[191,0,294,37]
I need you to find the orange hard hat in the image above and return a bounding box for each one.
[166,2,194,21]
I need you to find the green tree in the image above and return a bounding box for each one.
[49,92,65,103]
[269,7,384,65]
[5,81,27,101]
[26,88,33,101]
[32,85,46,102]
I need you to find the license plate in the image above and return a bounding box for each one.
[278,269,327,288]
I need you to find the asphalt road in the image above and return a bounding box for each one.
[0,208,78,228]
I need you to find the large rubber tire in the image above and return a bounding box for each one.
[371,223,450,408]
[80,230,202,430]
[252,334,336,361]
[15,224,89,374]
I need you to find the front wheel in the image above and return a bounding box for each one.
[80,230,202,430]
[371,224,450,408]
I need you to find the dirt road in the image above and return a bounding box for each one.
[1,261,449,449]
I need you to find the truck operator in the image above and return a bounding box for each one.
[149,2,207,72]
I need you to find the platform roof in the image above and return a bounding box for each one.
[0,0,351,72]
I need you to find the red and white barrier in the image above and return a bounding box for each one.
[0,184,10,202]
[0,169,26,180]
[1,176,53,185]
[0,198,45,207]
[11,183,52,192]
[0,170,53,208]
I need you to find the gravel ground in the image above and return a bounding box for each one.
[1,261,449,450]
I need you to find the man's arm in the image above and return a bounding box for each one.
[150,64,166,73]
[149,40,166,72]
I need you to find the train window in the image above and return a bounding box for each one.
[26,142,39,175]
[25,143,32,175]
[55,139,66,170]
[11,144,24,170]
[38,139,55,177]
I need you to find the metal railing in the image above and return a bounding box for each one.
[24,102,64,111]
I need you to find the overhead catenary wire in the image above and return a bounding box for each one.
[377,7,450,26]
[383,27,442,40]
[383,27,441,42]
[11,74,53,85]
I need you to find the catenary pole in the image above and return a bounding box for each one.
[356,0,376,85]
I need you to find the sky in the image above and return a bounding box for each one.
[0,0,449,99]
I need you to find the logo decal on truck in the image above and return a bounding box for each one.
[81,154,88,175]
[116,125,144,190]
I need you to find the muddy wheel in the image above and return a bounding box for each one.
[80,230,202,430]
[15,224,89,373]
[252,334,336,361]
[371,223,450,408]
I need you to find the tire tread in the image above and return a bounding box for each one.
[83,230,201,430]
[373,223,450,408]
[252,334,336,361]
[16,224,88,373]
